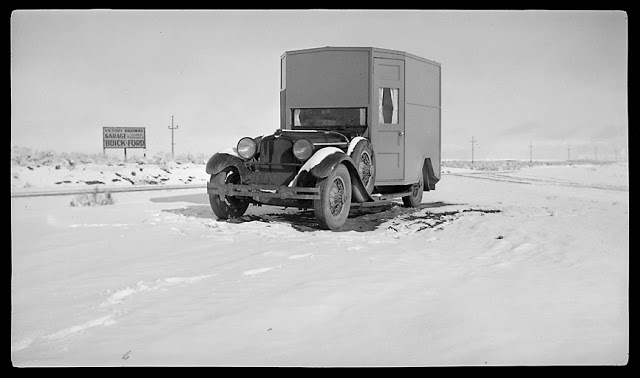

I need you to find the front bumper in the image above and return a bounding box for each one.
[207,182,320,200]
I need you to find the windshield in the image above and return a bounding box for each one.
[292,108,367,127]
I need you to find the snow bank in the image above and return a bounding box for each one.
[11,162,208,191]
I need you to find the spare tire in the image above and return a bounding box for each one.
[349,140,376,196]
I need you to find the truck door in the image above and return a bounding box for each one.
[372,58,405,182]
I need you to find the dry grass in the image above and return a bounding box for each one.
[70,188,115,207]
[11,146,210,168]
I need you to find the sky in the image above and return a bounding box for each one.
[10,10,628,160]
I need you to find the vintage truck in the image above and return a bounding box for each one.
[205,46,441,230]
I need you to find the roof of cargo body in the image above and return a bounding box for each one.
[281,46,441,67]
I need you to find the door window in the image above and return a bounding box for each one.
[378,87,398,124]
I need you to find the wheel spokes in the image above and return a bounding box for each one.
[358,152,373,186]
[412,180,423,197]
[329,177,345,216]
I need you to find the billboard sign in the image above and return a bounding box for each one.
[103,127,146,149]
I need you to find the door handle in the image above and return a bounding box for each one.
[398,132,405,136]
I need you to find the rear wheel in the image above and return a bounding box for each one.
[209,167,250,219]
[402,170,424,208]
[314,164,352,230]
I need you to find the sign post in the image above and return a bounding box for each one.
[103,127,146,159]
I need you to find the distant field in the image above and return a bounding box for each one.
[12,146,620,170]
[10,146,210,168]
[441,159,618,171]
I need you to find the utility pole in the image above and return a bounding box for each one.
[168,115,179,158]
[567,145,571,161]
[614,148,618,162]
[595,145,598,162]
[528,141,533,163]
[470,136,477,164]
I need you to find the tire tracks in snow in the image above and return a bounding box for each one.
[12,273,219,353]
[98,274,217,308]
[12,204,499,353]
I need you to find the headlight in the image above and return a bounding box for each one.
[237,137,257,160]
[293,139,314,161]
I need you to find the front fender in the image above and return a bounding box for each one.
[289,148,373,203]
[205,153,251,177]
[308,151,354,178]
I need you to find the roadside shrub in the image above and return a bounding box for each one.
[11,146,33,166]
[70,188,114,207]
[174,153,208,165]
[150,152,170,165]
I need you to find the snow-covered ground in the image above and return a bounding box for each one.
[10,162,629,366]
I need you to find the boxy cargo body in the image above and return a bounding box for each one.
[279,46,441,188]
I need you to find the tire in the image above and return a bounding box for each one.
[313,164,352,230]
[350,142,376,195]
[209,167,250,219]
[402,170,424,208]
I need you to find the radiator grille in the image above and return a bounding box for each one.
[259,136,295,165]
[256,136,298,184]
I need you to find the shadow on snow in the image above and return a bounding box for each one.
[150,193,497,232]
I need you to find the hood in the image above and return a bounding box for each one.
[266,129,350,149]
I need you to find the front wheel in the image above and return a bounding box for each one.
[314,164,352,231]
[209,167,250,219]
[402,170,424,208]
